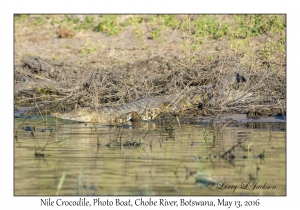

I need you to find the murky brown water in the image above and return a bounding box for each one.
[14,116,286,196]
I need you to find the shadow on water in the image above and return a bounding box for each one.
[14,115,286,196]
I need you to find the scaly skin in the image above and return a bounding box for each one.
[52,89,259,123]
[52,96,177,123]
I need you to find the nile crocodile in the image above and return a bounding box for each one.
[52,85,260,123]
[52,95,185,123]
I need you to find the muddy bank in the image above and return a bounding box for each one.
[14,15,286,122]
[14,55,286,122]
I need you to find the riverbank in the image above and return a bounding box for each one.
[14,15,286,121]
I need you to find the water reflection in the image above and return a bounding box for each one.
[14,117,286,196]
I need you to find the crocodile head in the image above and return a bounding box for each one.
[52,107,141,123]
[52,107,107,122]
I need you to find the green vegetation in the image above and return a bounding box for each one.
[77,16,95,30]
[34,15,47,26]
[150,29,160,40]
[16,14,285,37]
[52,55,59,61]
[15,14,286,63]
[142,45,148,50]
[208,55,215,61]
[191,15,228,39]
[226,14,286,56]
[232,15,285,37]
[80,38,97,55]
[94,15,121,36]
[14,14,30,22]
[16,15,285,44]
[80,38,104,56]
[147,15,180,39]
[149,15,180,29]
[125,16,145,41]
[35,86,55,95]
[51,15,78,29]
[263,35,286,60]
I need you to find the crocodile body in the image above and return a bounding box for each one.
[52,87,259,123]
[52,96,178,123]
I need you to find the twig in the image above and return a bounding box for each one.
[224,72,271,106]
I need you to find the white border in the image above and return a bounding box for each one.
[3,0,295,209]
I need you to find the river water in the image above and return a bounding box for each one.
[14,115,286,196]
